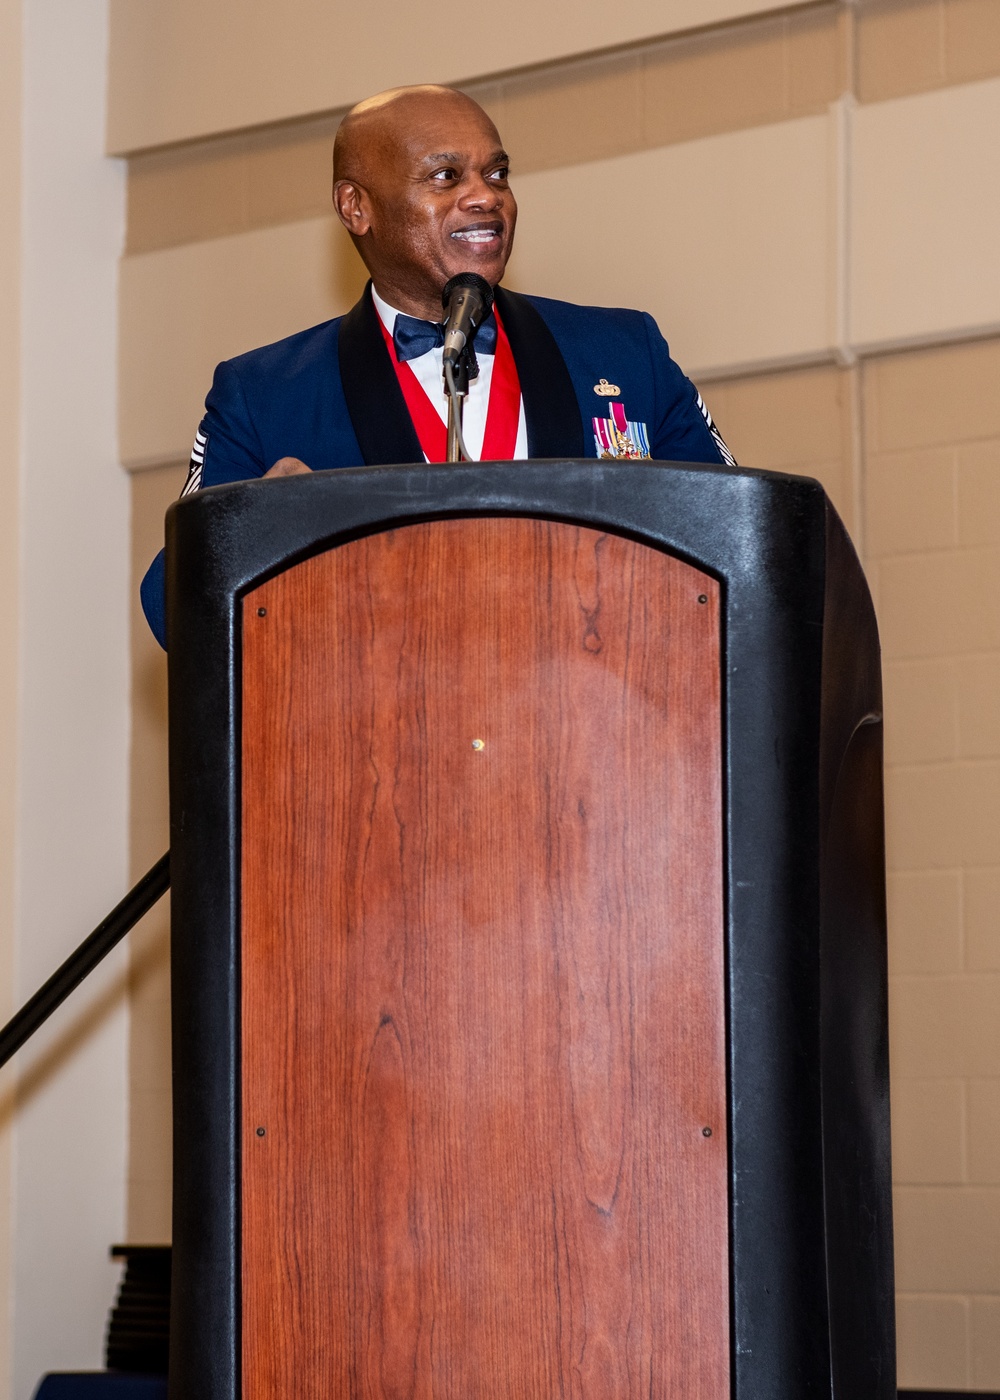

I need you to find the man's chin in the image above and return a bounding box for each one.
[442,251,509,289]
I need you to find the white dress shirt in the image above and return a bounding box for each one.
[371,286,529,462]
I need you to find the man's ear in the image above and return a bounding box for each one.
[333,180,371,236]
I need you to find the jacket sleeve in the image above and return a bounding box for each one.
[139,359,269,649]
[139,548,168,650]
[181,358,270,494]
[642,312,736,467]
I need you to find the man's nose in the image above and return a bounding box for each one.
[459,173,502,209]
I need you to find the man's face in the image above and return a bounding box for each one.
[334,94,517,320]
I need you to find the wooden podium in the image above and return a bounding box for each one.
[166,460,894,1400]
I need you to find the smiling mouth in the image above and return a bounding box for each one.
[450,225,503,245]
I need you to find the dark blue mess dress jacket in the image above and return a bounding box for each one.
[140,283,732,647]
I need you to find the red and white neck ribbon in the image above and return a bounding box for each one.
[378,307,521,463]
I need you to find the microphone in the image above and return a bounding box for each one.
[441,273,494,371]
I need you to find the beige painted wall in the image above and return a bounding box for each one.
[852,76,1000,351]
[865,336,1000,1390]
[117,0,1000,1387]
[506,112,838,378]
[106,0,819,151]
[127,462,186,1244]
[119,219,365,467]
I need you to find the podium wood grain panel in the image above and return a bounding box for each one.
[240,517,727,1399]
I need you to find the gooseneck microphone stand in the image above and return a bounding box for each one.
[444,349,475,463]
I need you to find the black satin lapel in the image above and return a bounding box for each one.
[338,283,425,466]
[495,287,585,459]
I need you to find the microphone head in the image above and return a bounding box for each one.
[442,272,494,324]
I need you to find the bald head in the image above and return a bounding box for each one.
[332,85,516,320]
[334,86,484,184]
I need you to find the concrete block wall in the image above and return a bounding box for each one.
[711,341,1000,1389]
[868,339,1000,1390]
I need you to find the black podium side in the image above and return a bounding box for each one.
[166,459,894,1400]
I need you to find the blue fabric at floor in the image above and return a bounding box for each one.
[33,1376,167,1400]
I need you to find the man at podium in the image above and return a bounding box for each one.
[140,84,733,645]
[155,86,895,1400]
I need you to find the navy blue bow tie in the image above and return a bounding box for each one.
[392,311,497,363]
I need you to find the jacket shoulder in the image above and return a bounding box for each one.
[201,312,362,478]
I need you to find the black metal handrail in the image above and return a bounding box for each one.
[0,853,170,1071]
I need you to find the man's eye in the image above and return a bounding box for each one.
[490,167,509,182]
[432,168,457,182]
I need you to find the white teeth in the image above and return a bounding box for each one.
[452,230,497,242]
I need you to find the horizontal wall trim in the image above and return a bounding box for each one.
[117,0,837,157]
[107,0,1000,155]
[120,0,1000,262]
[850,320,1000,370]
[107,0,825,153]
[693,347,847,385]
[124,454,188,477]
[125,3,847,254]
[699,322,1000,386]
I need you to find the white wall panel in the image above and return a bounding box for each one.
[505,114,837,379]
[851,78,1000,353]
[107,0,819,153]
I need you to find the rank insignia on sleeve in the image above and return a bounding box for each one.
[593,402,651,459]
[180,428,207,497]
[593,378,620,396]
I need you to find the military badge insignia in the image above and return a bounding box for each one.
[593,401,651,459]
[593,378,620,396]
